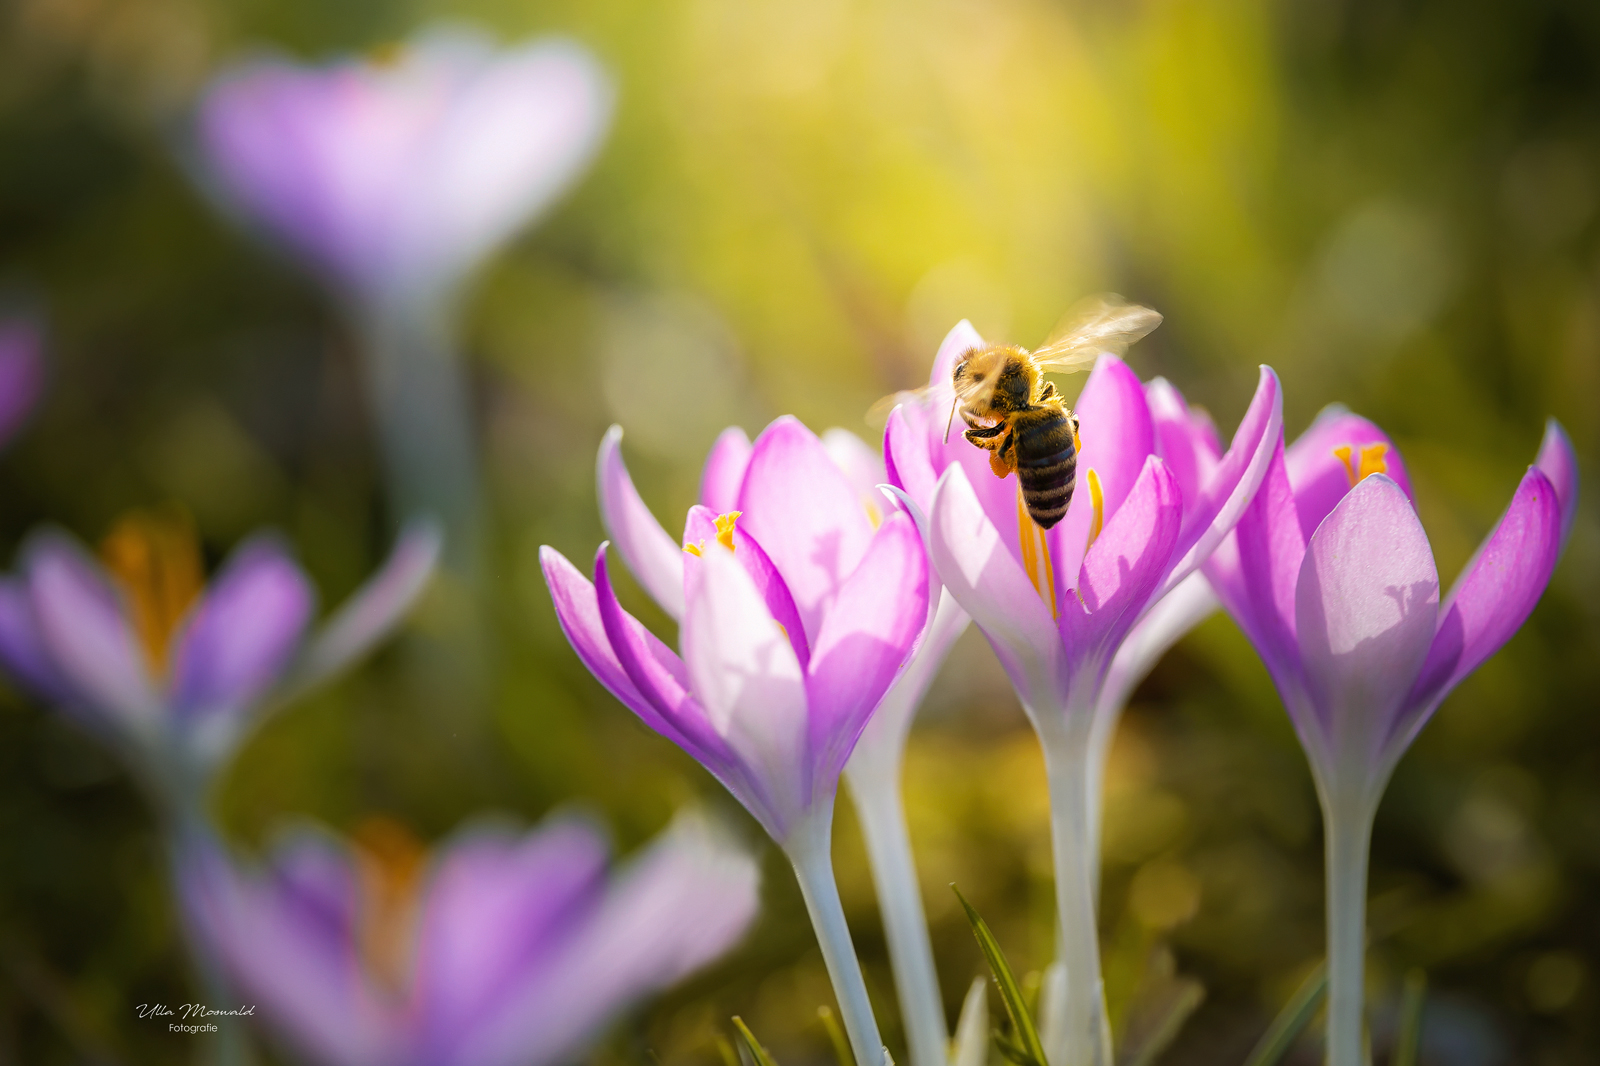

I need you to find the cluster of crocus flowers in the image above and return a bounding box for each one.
[0,510,440,806]
[1204,408,1578,1066]
[543,417,930,1066]
[192,26,613,564]
[178,808,759,1066]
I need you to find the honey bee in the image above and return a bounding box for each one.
[878,297,1162,530]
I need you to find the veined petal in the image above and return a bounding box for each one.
[1286,407,1413,541]
[735,417,875,641]
[1295,474,1438,787]
[171,537,315,723]
[413,815,609,1062]
[805,512,929,784]
[1062,456,1183,666]
[1535,418,1579,550]
[928,464,1062,712]
[682,542,810,838]
[0,577,75,705]
[597,426,685,621]
[1155,366,1283,600]
[293,518,440,693]
[1049,355,1156,594]
[1400,467,1563,742]
[455,812,758,1066]
[683,507,809,668]
[699,426,753,514]
[25,533,161,734]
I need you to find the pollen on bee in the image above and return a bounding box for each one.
[684,511,743,557]
[1333,443,1389,488]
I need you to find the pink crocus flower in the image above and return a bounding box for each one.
[179,809,758,1066]
[542,417,931,1066]
[0,317,44,450]
[888,321,1282,1066]
[1202,408,1578,1066]
[0,518,440,801]
[196,26,612,305]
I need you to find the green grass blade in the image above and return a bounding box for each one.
[1241,962,1327,1066]
[1392,970,1426,1066]
[819,1006,857,1066]
[951,884,1048,1066]
[733,1016,782,1066]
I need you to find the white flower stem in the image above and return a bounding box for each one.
[1323,798,1374,1066]
[787,808,886,1066]
[850,770,948,1066]
[1039,731,1112,1066]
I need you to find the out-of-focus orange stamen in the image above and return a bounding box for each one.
[1086,469,1105,551]
[684,511,743,557]
[353,816,426,997]
[1333,443,1389,488]
[1016,486,1059,621]
[99,508,204,676]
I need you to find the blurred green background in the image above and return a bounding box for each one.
[1,0,1597,1062]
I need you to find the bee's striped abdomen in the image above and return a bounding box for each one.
[1013,406,1078,529]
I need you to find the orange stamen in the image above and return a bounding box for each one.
[353,816,426,997]
[99,507,204,675]
[1333,443,1389,488]
[1015,485,1059,620]
[684,511,743,557]
[1086,469,1105,551]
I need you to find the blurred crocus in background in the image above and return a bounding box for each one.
[0,512,440,807]
[193,27,613,568]
[543,417,930,1066]
[0,317,44,450]
[893,322,1281,1066]
[180,808,759,1066]
[1204,411,1578,1066]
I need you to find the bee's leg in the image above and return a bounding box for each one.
[1069,411,1082,455]
[990,430,1017,477]
[963,421,1006,448]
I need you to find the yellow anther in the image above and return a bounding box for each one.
[1086,469,1105,551]
[100,506,204,675]
[353,816,426,996]
[1015,486,1059,621]
[685,511,743,557]
[1333,443,1389,488]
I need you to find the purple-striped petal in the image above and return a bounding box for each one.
[295,518,440,690]
[804,512,928,784]
[451,812,758,1066]
[1401,466,1563,732]
[597,426,685,620]
[1294,474,1438,778]
[170,537,315,723]
[699,426,753,513]
[413,816,608,1061]
[1285,407,1413,541]
[735,417,876,641]
[25,533,161,734]
[1535,418,1578,550]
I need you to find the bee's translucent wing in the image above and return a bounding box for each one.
[865,385,939,429]
[1030,295,1162,373]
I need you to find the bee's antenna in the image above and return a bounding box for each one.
[943,396,958,444]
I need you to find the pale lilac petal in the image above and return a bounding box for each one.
[1205,440,1307,700]
[682,542,810,839]
[597,426,685,620]
[0,319,44,448]
[414,816,608,1060]
[735,417,876,641]
[177,830,394,1066]
[0,578,75,705]
[294,518,440,691]
[171,538,315,721]
[1285,407,1413,541]
[928,464,1062,713]
[821,427,888,501]
[1535,418,1578,549]
[1154,365,1283,600]
[1146,377,1221,508]
[1061,456,1183,665]
[698,426,753,513]
[455,812,758,1066]
[1094,571,1219,720]
[884,404,939,512]
[683,507,809,668]
[804,513,929,784]
[1050,355,1156,595]
[25,534,160,734]
[1402,467,1563,732]
[1294,474,1439,781]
